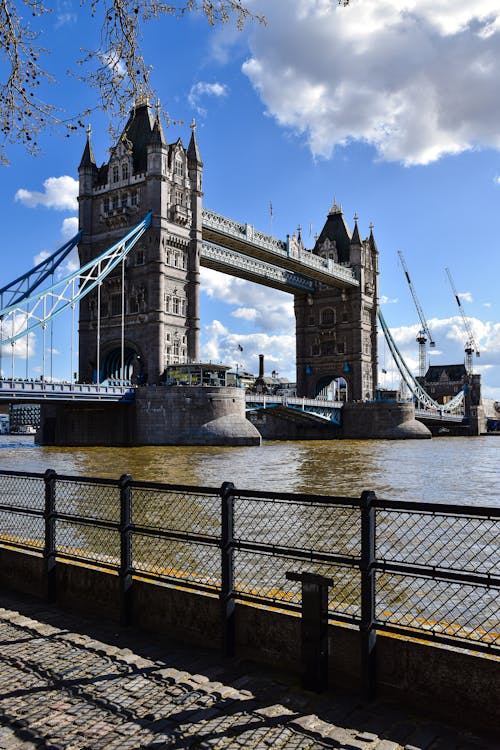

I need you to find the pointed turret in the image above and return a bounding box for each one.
[187,119,203,165]
[79,129,96,170]
[368,223,379,254]
[151,117,165,145]
[350,214,361,246]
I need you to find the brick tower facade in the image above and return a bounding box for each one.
[78,101,202,384]
[295,202,379,401]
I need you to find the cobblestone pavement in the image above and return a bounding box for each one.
[0,591,497,750]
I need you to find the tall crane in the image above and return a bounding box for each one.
[445,267,480,374]
[398,250,436,377]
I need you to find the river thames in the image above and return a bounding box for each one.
[0,434,498,506]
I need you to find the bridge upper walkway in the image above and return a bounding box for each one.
[201,209,360,290]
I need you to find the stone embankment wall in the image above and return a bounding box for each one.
[247,401,432,440]
[36,386,261,447]
[0,545,497,733]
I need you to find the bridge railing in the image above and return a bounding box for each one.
[0,469,497,663]
[245,394,344,409]
[0,379,135,401]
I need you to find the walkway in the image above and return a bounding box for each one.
[0,591,496,750]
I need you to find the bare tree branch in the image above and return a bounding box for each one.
[0,0,267,164]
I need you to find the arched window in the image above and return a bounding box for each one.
[112,164,119,183]
[122,162,129,180]
[174,157,183,178]
[321,307,335,326]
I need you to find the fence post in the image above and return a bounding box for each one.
[286,571,333,692]
[220,481,235,657]
[119,473,133,626]
[43,469,57,602]
[360,489,377,700]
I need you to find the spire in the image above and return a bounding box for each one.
[187,119,202,165]
[79,126,96,170]
[328,196,342,215]
[150,114,166,146]
[351,213,361,245]
[369,222,378,253]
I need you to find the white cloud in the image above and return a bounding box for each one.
[61,216,78,239]
[188,81,229,115]
[232,307,258,321]
[0,315,36,366]
[201,319,296,380]
[240,0,500,164]
[483,302,492,308]
[380,295,398,305]
[457,291,473,303]
[201,267,295,334]
[15,176,78,211]
[34,250,50,267]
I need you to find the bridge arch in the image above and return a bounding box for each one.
[314,375,349,402]
[100,345,145,385]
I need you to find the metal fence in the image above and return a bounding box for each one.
[0,469,498,661]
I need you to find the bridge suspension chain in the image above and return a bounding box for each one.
[378,309,464,414]
[0,212,151,346]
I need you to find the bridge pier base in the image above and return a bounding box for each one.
[36,387,261,447]
[342,401,431,440]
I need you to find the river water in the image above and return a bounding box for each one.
[0,434,498,507]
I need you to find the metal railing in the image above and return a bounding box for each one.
[0,469,498,666]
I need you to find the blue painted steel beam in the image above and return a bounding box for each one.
[0,231,82,308]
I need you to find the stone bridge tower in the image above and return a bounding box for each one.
[78,100,202,384]
[295,202,379,401]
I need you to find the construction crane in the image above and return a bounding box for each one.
[445,267,480,374]
[398,250,436,377]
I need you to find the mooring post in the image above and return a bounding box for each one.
[119,473,133,626]
[360,489,377,700]
[220,481,235,657]
[286,571,333,692]
[43,469,57,602]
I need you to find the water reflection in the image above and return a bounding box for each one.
[0,435,498,506]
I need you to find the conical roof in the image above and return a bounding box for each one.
[313,201,352,263]
[117,101,156,173]
[187,123,202,165]
[79,132,96,170]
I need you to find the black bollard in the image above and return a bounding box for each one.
[286,571,333,692]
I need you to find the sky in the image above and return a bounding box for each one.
[1,0,500,399]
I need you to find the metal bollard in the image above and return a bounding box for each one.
[286,571,333,692]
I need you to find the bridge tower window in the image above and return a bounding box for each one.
[174,158,183,178]
[112,164,119,183]
[122,162,129,180]
[321,307,335,326]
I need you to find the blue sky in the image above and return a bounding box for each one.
[1,0,500,399]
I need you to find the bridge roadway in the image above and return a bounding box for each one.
[201,209,360,292]
[0,380,466,428]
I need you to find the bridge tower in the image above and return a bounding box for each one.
[78,100,202,384]
[295,202,379,401]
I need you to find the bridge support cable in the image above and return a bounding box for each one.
[377,309,464,414]
[0,212,152,350]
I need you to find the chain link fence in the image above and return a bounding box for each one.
[0,469,498,654]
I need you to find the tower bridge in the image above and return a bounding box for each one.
[0,100,485,442]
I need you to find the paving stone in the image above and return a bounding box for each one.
[0,592,496,750]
